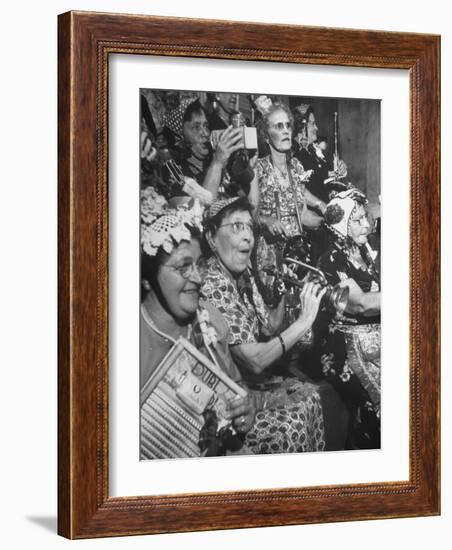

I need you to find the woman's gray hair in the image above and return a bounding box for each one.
[257,101,294,142]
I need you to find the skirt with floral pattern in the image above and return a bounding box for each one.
[244,389,325,454]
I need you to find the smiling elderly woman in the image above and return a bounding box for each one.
[140,190,325,457]
[201,197,327,447]
[140,198,256,458]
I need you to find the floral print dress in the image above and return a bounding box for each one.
[255,156,311,304]
[257,155,309,236]
[201,256,325,453]
[316,239,381,449]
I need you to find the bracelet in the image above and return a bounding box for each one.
[277,334,286,355]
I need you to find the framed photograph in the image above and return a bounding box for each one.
[58,11,440,538]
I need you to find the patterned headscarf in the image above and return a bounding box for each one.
[324,189,367,239]
[204,197,241,221]
[162,97,199,139]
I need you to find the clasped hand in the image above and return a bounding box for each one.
[262,215,287,237]
[226,393,256,435]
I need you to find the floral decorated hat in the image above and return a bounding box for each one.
[253,95,272,115]
[324,188,367,239]
[141,186,203,257]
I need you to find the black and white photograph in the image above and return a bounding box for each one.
[0,0,446,544]
[139,89,381,460]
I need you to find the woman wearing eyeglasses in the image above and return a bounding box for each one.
[316,189,381,449]
[201,198,326,452]
[257,103,327,238]
[140,191,325,456]
[140,195,262,458]
[252,102,328,304]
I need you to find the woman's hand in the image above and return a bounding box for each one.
[297,282,326,328]
[140,131,158,162]
[249,151,259,169]
[299,168,314,182]
[228,394,256,435]
[317,201,327,215]
[213,125,243,167]
[300,208,324,229]
[261,215,287,237]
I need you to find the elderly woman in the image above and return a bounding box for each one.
[140,191,325,457]
[293,104,348,204]
[256,102,327,238]
[317,189,380,449]
[140,196,253,458]
[162,97,253,202]
[253,102,328,302]
[291,104,350,263]
[201,197,326,451]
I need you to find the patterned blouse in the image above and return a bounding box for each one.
[257,155,309,237]
[318,236,380,326]
[200,256,270,345]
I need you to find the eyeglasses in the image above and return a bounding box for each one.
[269,121,293,131]
[218,222,255,235]
[186,122,210,134]
[162,258,209,279]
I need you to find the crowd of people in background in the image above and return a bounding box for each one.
[140,89,381,458]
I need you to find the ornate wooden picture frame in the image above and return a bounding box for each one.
[58,11,440,538]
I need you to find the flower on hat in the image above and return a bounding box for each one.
[324,203,345,226]
[141,186,205,257]
[254,95,272,115]
[141,213,192,256]
[324,188,367,240]
[141,186,168,225]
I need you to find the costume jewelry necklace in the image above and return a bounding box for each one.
[271,158,290,194]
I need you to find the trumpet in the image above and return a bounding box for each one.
[283,258,349,315]
[264,258,349,316]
